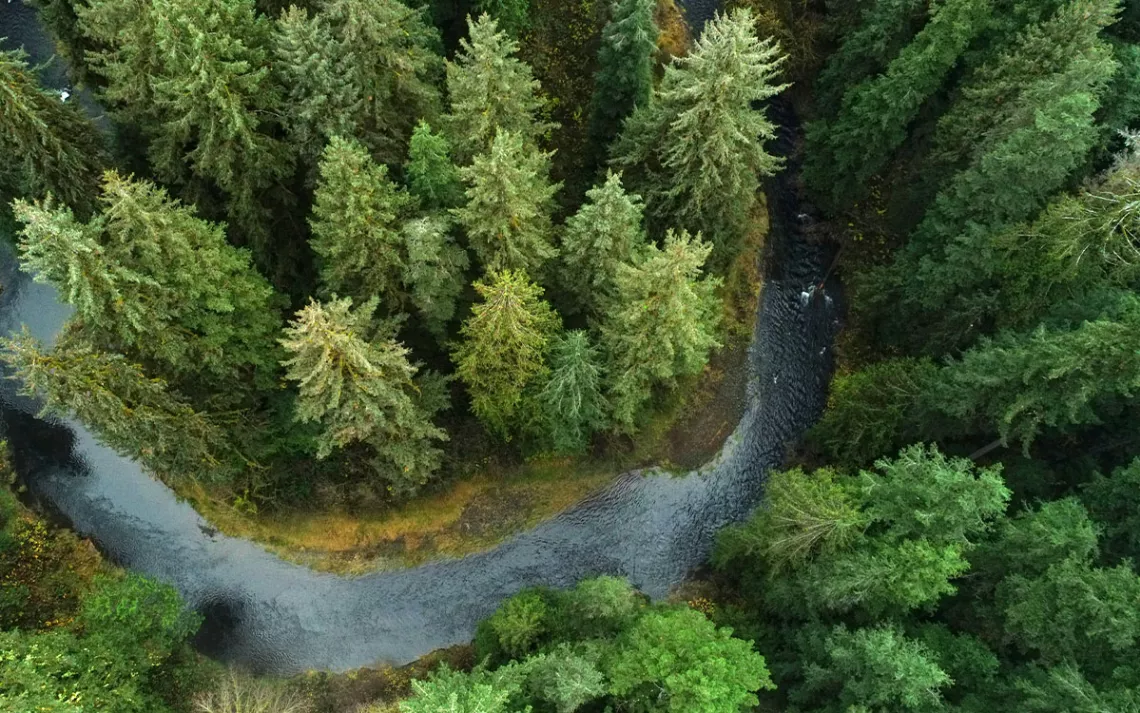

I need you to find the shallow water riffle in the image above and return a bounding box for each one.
[0,0,840,674]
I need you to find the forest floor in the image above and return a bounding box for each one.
[190,203,768,575]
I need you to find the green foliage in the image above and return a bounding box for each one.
[612,9,786,247]
[406,121,465,210]
[280,297,446,494]
[604,607,774,713]
[794,625,950,713]
[804,0,993,206]
[479,588,550,659]
[532,331,608,453]
[444,14,553,164]
[14,173,283,399]
[399,664,524,713]
[476,0,531,36]
[310,137,413,307]
[452,270,561,437]
[554,575,643,640]
[401,214,471,339]
[453,129,561,274]
[559,171,646,314]
[521,645,607,713]
[589,0,659,150]
[0,329,247,484]
[599,230,722,432]
[1081,458,1140,563]
[0,49,107,216]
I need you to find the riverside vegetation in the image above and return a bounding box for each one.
[3,0,1140,709]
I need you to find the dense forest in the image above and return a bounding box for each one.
[3,0,1140,706]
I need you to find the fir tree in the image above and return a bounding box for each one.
[406,121,464,210]
[77,0,164,128]
[0,329,246,484]
[309,137,413,307]
[444,14,554,163]
[318,0,445,164]
[534,331,608,453]
[280,297,446,494]
[599,230,721,432]
[611,9,787,249]
[802,0,993,206]
[453,129,561,274]
[560,171,646,314]
[452,270,561,437]
[0,49,107,216]
[588,0,659,151]
[14,173,283,399]
[271,6,359,168]
[476,0,530,36]
[400,214,470,339]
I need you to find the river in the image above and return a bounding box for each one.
[0,1,840,674]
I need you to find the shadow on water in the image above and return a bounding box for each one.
[0,1,842,673]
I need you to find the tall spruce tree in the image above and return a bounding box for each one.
[400,215,470,339]
[309,137,413,307]
[611,9,786,250]
[14,173,283,399]
[444,14,554,163]
[588,0,659,151]
[560,171,646,314]
[77,0,163,128]
[802,0,993,206]
[406,121,464,210]
[599,230,721,431]
[533,330,608,453]
[475,0,530,36]
[0,329,246,484]
[0,49,107,216]
[452,129,561,274]
[452,270,561,437]
[280,297,446,494]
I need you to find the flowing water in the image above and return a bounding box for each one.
[0,1,840,674]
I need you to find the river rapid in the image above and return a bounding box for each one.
[0,1,840,673]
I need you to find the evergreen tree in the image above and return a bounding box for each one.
[589,0,659,151]
[534,331,608,453]
[271,6,358,168]
[400,214,470,339]
[0,329,245,484]
[0,49,107,216]
[444,14,553,163]
[560,171,646,314]
[452,270,561,437]
[77,0,164,128]
[14,173,283,399]
[280,297,446,494]
[599,230,721,432]
[317,0,445,164]
[406,121,464,210]
[453,129,561,274]
[803,0,993,206]
[476,0,531,36]
[611,9,786,249]
[146,0,293,245]
[309,137,413,307]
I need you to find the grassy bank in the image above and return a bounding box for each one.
[185,202,768,575]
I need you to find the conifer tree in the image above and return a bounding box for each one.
[280,297,446,493]
[476,0,530,36]
[452,270,561,437]
[77,0,163,128]
[599,230,721,432]
[534,331,608,453]
[588,0,659,151]
[317,0,445,164]
[444,14,553,163]
[147,0,294,245]
[560,171,646,314]
[401,215,470,339]
[406,121,464,210]
[0,50,107,216]
[802,0,993,205]
[611,9,786,248]
[14,173,283,398]
[0,329,245,484]
[309,137,413,307]
[271,6,358,168]
[453,129,561,274]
